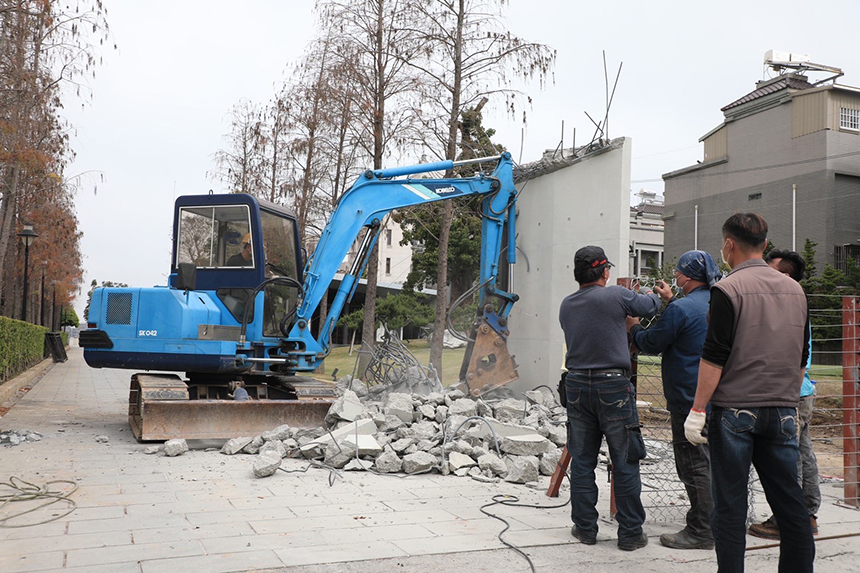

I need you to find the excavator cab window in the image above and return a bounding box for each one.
[176,205,253,268]
[259,209,301,337]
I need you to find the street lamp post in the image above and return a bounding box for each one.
[40,261,47,326]
[17,223,38,322]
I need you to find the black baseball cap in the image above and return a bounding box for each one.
[574,246,614,272]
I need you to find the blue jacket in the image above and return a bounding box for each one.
[630,286,710,414]
[801,323,814,397]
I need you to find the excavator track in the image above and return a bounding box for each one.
[129,373,333,441]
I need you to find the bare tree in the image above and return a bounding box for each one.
[317,0,424,371]
[212,99,266,195]
[407,0,555,377]
[0,0,106,317]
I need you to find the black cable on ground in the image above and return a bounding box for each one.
[479,474,572,573]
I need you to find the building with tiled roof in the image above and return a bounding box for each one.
[663,62,860,272]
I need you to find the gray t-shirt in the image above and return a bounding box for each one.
[559,285,660,371]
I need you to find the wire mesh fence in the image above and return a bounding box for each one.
[624,284,860,524]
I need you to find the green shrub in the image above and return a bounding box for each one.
[0,316,48,382]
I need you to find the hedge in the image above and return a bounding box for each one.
[0,316,48,383]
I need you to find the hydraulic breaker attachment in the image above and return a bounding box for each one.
[129,373,332,441]
[457,319,519,397]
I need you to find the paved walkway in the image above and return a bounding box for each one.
[0,347,858,572]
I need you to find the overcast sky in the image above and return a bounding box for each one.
[63,0,860,317]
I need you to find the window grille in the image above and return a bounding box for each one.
[840,107,860,131]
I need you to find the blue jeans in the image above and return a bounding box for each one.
[670,410,713,539]
[566,373,646,542]
[709,406,815,572]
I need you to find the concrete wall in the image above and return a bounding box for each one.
[507,138,632,391]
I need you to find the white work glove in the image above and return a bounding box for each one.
[684,409,708,445]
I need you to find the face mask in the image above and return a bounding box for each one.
[720,240,730,268]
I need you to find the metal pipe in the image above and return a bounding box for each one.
[694,204,699,250]
[792,183,797,251]
[240,357,291,364]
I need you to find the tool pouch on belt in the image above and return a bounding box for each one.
[625,424,647,463]
[558,371,568,408]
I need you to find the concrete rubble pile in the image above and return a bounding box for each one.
[0,429,43,447]
[224,376,572,484]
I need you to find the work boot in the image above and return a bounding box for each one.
[571,526,597,545]
[659,529,714,550]
[810,516,819,535]
[748,515,780,540]
[618,533,649,551]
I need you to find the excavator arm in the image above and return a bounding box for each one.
[264,152,519,394]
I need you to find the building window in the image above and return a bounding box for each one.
[386,229,392,247]
[385,257,391,275]
[840,107,860,131]
[748,192,762,201]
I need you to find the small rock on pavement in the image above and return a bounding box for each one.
[163,439,189,457]
[94,435,110,443]
[221,436,253,455]
[143,445,161,455]
[505,455,539,484]
[253,451,282,478]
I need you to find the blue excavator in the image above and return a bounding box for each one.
[81,153,520,440]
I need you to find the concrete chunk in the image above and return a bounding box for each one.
[402,451,437,474]
[163,439,188,457]
[434,405,449,424]
[253,451,282,478]
[500,434,554,456]
[505,455,539,483]
[448,398,477,418]
[418,404,436,420]
[344,459,373,471]
[384,392,414,423]
[324,440,357,469]
[243,435,265,454]
[261,424,291,442]
[544,424,567,446]
[143,445,161,455]
[540,448,563,476]
[221,437,253,455]
[374,449,402,473]
[447,451,477,471]
[260,439,287,459]
[477,453,507,477]
[325,389,366,424]
[493,399,528,423]
[299,418,376,456]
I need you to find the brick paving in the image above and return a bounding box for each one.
[0,346,858,572]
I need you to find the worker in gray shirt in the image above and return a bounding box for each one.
[559,245,660,551]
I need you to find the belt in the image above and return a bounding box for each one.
[567,368,628,377]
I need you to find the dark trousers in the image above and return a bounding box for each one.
[566,373,646,542]
[709,406,815,573]
[670,410,714,539]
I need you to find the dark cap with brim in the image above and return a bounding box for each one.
[574,245,614,273]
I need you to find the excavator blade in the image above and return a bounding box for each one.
[129,373,332,441]
[458,321,519,397]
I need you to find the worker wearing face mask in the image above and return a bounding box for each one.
[685,213,813,572]
[628,250,721,550]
